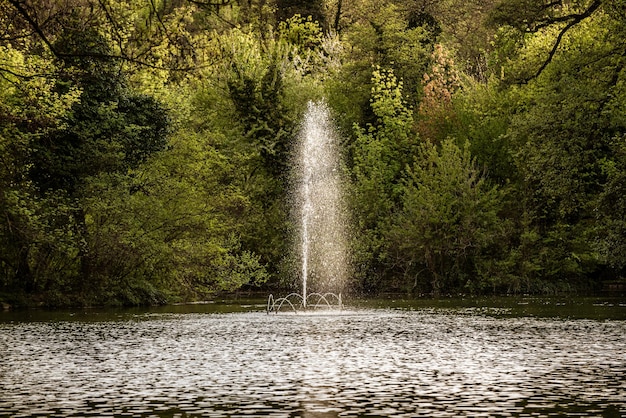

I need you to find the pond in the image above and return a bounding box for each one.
[1,297,625,417]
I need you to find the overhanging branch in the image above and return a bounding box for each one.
[524,0,602,82]
[5,0,202,72]
[7,0,58,55]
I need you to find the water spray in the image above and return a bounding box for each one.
[267,101,348,313]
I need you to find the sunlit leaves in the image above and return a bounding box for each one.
[350,67,415,288]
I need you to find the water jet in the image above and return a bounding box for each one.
[267,101,348,313]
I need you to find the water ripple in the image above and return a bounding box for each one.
[1,309,624,417]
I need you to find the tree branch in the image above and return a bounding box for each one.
[97,0,125,55]
[0,66,55,81]
[530,0,600,32]
[5,0,203,72]
[526,0,602,82]
[6,0,60,56]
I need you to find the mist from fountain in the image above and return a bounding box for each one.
[268,101,349,313]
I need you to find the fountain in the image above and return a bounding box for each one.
[267,101,349,313]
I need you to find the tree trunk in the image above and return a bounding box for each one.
[74,208,93,294]
[15,247,35,292]
[334,0,342,32]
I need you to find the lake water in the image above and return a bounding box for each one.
[1,298,625,417]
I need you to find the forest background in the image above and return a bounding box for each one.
[1,0,625,307]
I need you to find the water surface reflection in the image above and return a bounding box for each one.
[1,307,624,417]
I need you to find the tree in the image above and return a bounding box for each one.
[500,7,626,290]
[0,41,81,295]
[326,1,432,133]
[595,136,626,274]
[205,26,331,287]
[0,14,173,303]
[30,26,170,192]
[417,43,461,143]
[400,0,500,79]
[350,67,415,290]
[78,126,269,304]
[387,139,503,295]
[489,0,604,82]
[2,0,210,75]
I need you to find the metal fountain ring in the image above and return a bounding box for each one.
[267,292,342,313]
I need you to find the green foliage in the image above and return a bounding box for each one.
[0,42,82,296]
[595,135,626,270]
[387,139,503,295]
[221,30,299,177]
[2,0,625,306]
[279,15,324,51]
[490,8,626,289]
[210,27,322,286]
[77,128,269,303]
[449,79,514,185]
[350,67,414,289]
[327,2,432,132]
[29,25,171,194]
